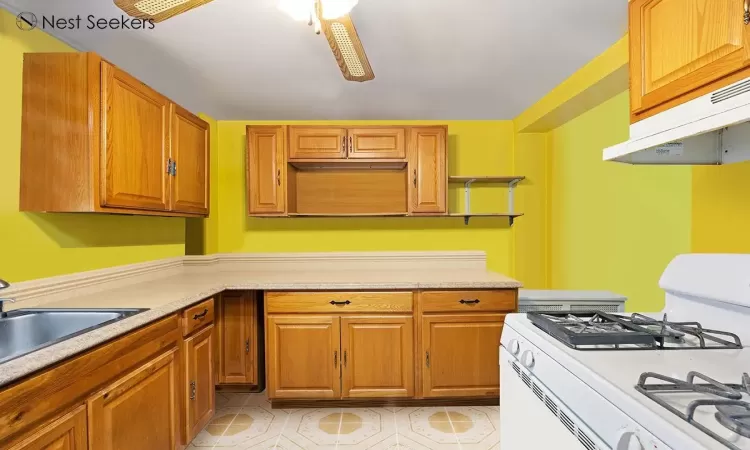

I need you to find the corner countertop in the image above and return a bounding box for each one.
[0,268,520,388]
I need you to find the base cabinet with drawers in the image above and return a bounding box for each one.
[264,289,516,403]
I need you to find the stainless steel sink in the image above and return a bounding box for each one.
[0,309,147,364]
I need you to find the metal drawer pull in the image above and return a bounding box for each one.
[745,0,750,25]
[329,300,351,306]
[189,381,196,400]
[343,350,347,367]
[193,308,209,320]
[334,350,338,368]
[459,299,481,304]
[245,339,250,354]
[426,351,430,368]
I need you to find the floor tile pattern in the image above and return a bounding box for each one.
[187,392,500,449]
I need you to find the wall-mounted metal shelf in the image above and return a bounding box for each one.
[448,176,526,225]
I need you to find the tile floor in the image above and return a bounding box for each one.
[187,392,500,450]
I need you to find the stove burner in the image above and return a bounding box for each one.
[715,404,750,438]
[527,310,743,350]
[636,371,750,450]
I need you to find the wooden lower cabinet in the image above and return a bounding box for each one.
[88,349,180,450]
[266,315,341,399]
[8,405,87,450]
[215,292,258,385]
[341,316,414,398]
[184,325,215,443]
[421,314,504,398]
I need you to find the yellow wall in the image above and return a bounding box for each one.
[216,121,533,277]
[0,10,186,282]
[547,92,692,311]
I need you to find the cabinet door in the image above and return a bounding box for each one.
[408,127,447,214]
[288,127,347,159]
[216,292,256,384]
[184,325,215,443]
[171,104,209,215]
[421,314,504,398]
[101,61,170,211]
[341,316,414,398]
[8,405,87,450]
[266,315,341,399]
[88,349,179,450]
[348,128,406,159]
[247,126,286,214]
[631,0,750,119]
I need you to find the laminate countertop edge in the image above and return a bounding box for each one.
[0,274,521,388]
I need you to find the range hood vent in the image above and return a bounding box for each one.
[604,76,750,165]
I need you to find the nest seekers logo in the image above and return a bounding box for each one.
[15,12,155,31]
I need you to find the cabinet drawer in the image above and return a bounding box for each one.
[266,292,413,314]
[420,290,516,313]
[183,298,214,336]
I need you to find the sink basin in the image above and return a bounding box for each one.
[0,309,147,364]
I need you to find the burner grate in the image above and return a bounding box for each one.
[636,371,750,450]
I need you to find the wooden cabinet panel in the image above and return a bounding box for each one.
[266,291,413,314]
[247,126,286,214]
[341,316,414,398]
[288,127,347,159]
[216,292,256,384]
[171,104,209,214]
[266,315,341,399]
[408,127,447,214]
[630,0,750,120]
[101,61,170,211]
[88,349,179,450]
[420,290,517,313]
[348,128,406,159]
[184,325,215,443]
[7,406,87,450]
[421,314,504,398]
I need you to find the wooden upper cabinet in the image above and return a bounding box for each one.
[247,126,286,215]
[340,316,414,398]
[88,349,180,450]
[215,292,257,385]
[408,127,447,214]
[171,104,209,214]
[184,325,215,442]
[630,0,750,121]
[348,128,406,159]
[421,314,504,398]
[288,127,347,159]
[7,406,87,450]
[266,315,341,399]
[101,61,170,211]
[20,53,208,217]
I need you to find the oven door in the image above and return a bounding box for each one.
[500,347,601,450]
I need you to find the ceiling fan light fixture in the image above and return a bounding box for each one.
[277,0,315,21]
[114,0,214,22]
[319,0,359,19]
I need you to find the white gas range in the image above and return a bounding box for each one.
[500,254,750,450]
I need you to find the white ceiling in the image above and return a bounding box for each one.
[2,0,627,120]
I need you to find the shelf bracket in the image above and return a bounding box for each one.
[508,178,520,215]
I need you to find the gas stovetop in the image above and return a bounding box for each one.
[637,371,750,450]
[527,311,743,350]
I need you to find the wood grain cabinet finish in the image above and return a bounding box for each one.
[288,127,348,159]
[170,104,209,214]
[420,314,504,398]
[266,315,341,399]
[408,126,447,214]
[348,128,406,159]
[7,406,87,450]
[88,349,180,450]
[341,316,414,398]
[215,292,258,385]
[247,126,286,215]
[184,325,215,443]
[630,0,750,122]
[19,52,209,217]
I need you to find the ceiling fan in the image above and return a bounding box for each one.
[113,0,374,82]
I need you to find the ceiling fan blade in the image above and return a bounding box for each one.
[113,0,214,22]
[320,14,375,82]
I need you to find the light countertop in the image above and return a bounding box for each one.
[0,268,520,388]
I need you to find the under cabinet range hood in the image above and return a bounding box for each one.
[604,76,750,165]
